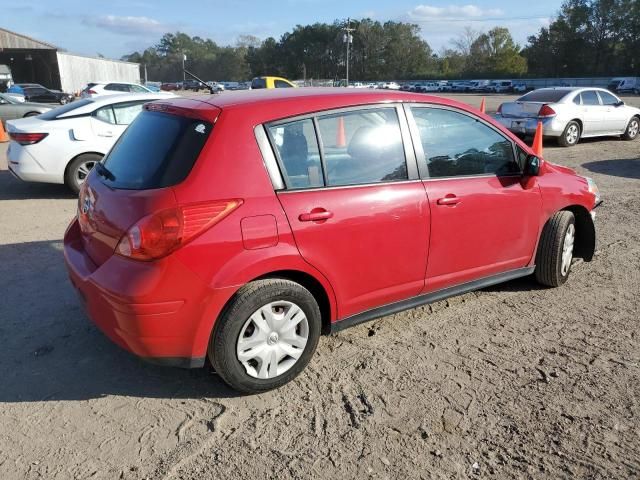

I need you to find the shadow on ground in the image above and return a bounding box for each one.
[0,240,239,402]
[582,158,640,180]
[0,170,76,201]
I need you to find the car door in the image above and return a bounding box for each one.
[597,90,628,133]
[578,90,605,135]
[406,105,542,293]
[269,106,430,319]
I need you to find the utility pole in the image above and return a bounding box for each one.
[343,19,354,86]
[182,53,186,83]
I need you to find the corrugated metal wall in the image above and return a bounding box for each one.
[56,52,140,93]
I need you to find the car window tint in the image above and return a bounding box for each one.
[581,90,600,106]
[518,90,569,102]
[267,119,323,189]
[251,78,266,89]
[317,108,407,186]
[105,83,127,92]
[411,107,519,178]
[113,102,145,125]
[130,85,147,93]
[598,90,619,105]
[573,94,582,105]
[274,80,293,88]
[95,105,116,124]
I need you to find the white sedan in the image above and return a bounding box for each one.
[6,93,168,193]
[80,82,175,99]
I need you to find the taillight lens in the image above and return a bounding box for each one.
[116,200,243,261]
[88,89,97,95]
[9,132,48,145]
[538,104,556,117]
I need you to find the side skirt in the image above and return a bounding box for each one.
[330,267,535,333]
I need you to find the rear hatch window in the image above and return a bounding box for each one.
[100,110,212,190]
[517,90,570,103]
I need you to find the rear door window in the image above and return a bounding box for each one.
[581,90,601,106]
[113,101,145,124]
[94,105,116,124]
[317,108,407,186]
[251,78,266,89]
[105,83,127,92]
[101,110,212,189]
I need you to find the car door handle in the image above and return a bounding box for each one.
[436,195,460,206]
[299,209,333,222]
[98,131,114,137]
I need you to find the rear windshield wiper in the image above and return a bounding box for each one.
[95,162,115,181]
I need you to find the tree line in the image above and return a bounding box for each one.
[122,0,638,82]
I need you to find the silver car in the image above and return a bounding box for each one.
[0,92,52,126]
[495,87,640,146]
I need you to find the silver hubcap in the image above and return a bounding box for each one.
[76,161,96,184]
[561,223,575,276]
[628,120,639,138]
[237,301,309,379]
[566,124,579,144]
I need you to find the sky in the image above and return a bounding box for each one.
[2,0,562,60]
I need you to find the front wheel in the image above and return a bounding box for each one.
[622,117,639,141]
[60,97,68,105]
[558,121,580,147]
[535,211,576,287]
[209,279,321,393]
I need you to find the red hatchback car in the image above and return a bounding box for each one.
[63,88,600,393]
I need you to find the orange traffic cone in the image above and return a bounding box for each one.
[0,121,9,143]
[336,116,346,148]
[479,97,486,114]
[532,121,543,157]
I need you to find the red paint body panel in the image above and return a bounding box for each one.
[62,88,597,364]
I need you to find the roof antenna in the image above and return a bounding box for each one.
[184,69,215,95]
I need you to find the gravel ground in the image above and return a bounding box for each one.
[0,94,639,479]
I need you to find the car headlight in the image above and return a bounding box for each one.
[584,176,601,206]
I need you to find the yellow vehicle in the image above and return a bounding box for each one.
[250,76,296,89]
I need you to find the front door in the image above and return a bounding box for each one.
[407,105,542,293]
[268,107,430,319]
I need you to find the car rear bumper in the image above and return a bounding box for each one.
[63,218,234,367]
[494,115,565,137]
[7,142,64,184]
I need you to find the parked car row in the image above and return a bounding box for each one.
[7,83,74,104]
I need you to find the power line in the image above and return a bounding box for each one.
[412,15,553,23]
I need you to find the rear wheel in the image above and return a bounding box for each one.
[60,97,69,105]
[209,279,321,393]
[535,211,576,287]
[622,117,639,141]
[23,112,39,117]
[65,153,102,194]
[558,121,580,147]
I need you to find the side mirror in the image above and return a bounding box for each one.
[524,155,540,176]
[615,100,625,107]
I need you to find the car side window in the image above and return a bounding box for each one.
[112,102,145,125]
[94,105,116,124]
[130,85,147,93]
[274,80,293,88]
[317,108,408,186]
[410,107,519,178]
[251,78,266,89]
[581,90,600,106]
[267,119,323,189]
[573,94,582,105]
[598,90,619,106]
[105,83,127,92]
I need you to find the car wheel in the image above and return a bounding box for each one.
[60,97,68,105]
[65,153,102,194]
[209,279,322,393]
[622,116,639,141]
[23,112,39,117]
[535,211,576,287]
[558,121,580,147]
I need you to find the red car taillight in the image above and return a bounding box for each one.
[9,132,48,145]
[538,104,556,117]
[116,200,243,261]
[87,89,97,95]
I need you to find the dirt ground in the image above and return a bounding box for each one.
[0,93,639,480]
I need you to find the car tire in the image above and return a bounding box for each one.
[621,116,639,141]
[60,97,68,105]
[534,211,576,287]
[65,153,102,194]
[23,112,39,117]
[209,279,322,393]
[558,121,581,147]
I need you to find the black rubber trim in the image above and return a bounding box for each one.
[330,266,535,333]
[140,356,206,369]
[594,200,603,209]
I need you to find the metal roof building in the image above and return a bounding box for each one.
[0,27,140,93]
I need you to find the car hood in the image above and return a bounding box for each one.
[544,160,577,176]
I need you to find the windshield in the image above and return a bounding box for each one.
[517,90,570,103]
[38,99,94,120]
[101,110,212,190]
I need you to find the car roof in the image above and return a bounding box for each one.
[158,87,481,121]
[92,81,140,86]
